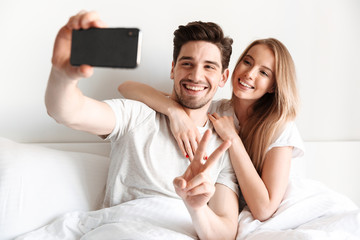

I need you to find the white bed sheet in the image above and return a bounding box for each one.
[237,177,360,240]
[2,138,360,240]
[15,177,360,240]
[16,196,197,240]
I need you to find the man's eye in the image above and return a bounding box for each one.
[243,60,251,65]
[205,65,215,69]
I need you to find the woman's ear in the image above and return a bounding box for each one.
[219,68,229,88]
[268,86,275,93]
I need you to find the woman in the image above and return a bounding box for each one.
[118,38,304,221]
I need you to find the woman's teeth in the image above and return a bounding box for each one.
[239,80,254,89]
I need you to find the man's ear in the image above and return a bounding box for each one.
[218,68,229,88]
[170,61,175,80]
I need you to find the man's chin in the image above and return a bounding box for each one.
[174,89,212,110]
[178,99,210,110]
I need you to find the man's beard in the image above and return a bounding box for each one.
[174,88,212,109]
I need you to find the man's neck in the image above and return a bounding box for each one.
[170,94,210,127]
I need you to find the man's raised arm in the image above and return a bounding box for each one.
[45,11,115,136]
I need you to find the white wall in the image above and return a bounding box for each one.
[1,0,359,143]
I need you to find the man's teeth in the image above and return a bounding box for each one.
[239,80,254,89]
[185,85,205,91]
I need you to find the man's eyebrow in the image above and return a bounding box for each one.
[178,56,221,68]
[178,56,193,61]
[205,60,221,68]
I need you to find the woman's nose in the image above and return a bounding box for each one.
[245,68,256,79]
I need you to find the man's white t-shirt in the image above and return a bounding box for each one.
[103,99,239,207]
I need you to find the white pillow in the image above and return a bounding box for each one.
[0,137,110,240]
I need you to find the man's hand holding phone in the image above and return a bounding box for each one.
[52,11,108,80]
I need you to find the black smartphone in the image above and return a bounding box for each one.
[70,28,141,68]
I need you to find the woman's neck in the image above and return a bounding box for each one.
[233,98,253,127]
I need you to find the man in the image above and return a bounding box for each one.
[43,11,238,240]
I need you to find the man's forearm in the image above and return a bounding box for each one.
[187,204,237,240]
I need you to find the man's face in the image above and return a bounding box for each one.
[171,41,228,109]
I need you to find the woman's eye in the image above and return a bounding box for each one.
[260,70,269,77]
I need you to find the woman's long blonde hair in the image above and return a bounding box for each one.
[231,38,299,175]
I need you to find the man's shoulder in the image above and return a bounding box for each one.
[104,98,160,126]
[105,98,155,113]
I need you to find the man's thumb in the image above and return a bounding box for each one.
[173,177,186,190]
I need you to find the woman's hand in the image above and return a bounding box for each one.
[208,112,239,143]
[118,81,202,160]
[168,108,201,161]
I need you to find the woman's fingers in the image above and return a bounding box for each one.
[208,112,220,120]
[176,131,201,161]
[176,134,193,160]
[189,137,198,160]
[193,129,212,162]
[175,137,188,159]
[183,139,194,160]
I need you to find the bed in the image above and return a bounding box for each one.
[0,137,359,240]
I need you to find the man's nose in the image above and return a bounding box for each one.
[188,66,203,81]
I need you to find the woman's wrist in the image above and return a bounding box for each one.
[166,100,185,118]
[226,133,242,146]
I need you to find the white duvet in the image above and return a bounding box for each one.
[237,177,360,240]
[16,178,360,240]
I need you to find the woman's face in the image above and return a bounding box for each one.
[232,44,275,105]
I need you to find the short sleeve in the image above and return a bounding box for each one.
[103,99,154,141]
[216,159,240,197]
[267,122,305,158]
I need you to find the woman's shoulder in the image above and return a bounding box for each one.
[209,99,233,114]
[268,121,305,158]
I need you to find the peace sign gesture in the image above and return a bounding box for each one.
[173,129,231,209]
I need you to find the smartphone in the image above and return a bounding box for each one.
[70,28,142,68]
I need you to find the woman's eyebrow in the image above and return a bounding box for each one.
[246,54,274,73]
